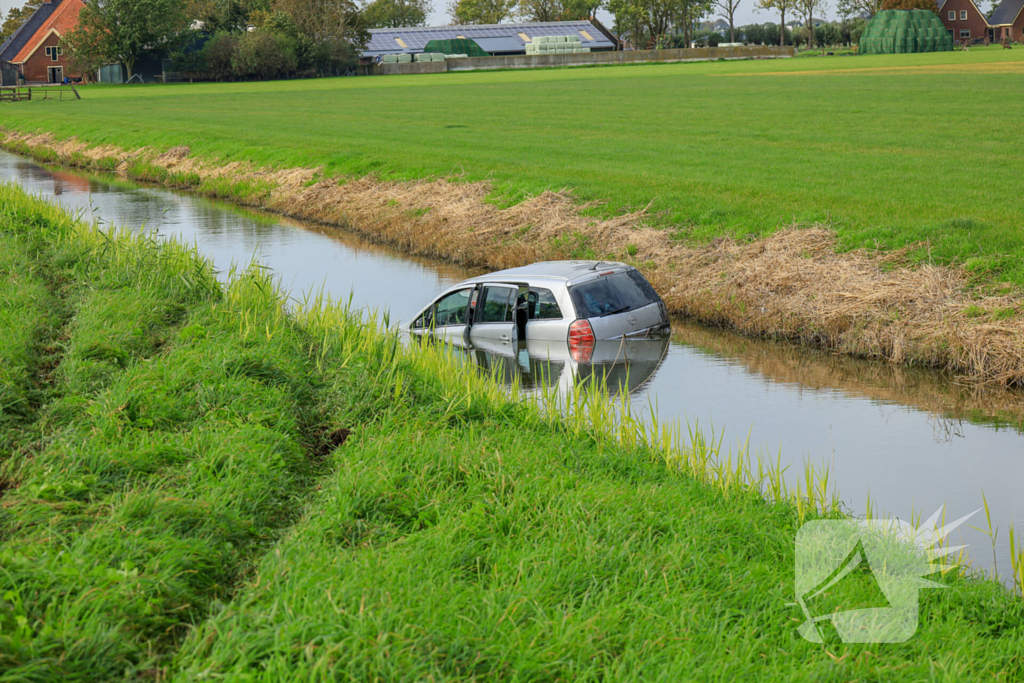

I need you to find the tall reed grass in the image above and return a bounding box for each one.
[0,183,1021,681]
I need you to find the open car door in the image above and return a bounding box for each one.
[410,287,473,346]
[468,283,529,349]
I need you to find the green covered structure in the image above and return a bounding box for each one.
[859,10,953,54]
[422,39,489,57]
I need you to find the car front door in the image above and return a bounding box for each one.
[411,288,473,345]
[468,283,522,347]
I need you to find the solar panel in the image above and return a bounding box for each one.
[365,21,612,55]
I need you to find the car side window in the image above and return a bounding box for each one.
[478,285,516,323]
[527,288,563,320]
[433,289,471,327]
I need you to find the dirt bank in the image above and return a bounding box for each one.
[4,129,1023,387]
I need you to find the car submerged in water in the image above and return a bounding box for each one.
[407,260,670,358]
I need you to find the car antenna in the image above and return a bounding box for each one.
[589,261,605,271]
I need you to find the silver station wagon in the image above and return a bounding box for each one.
[407,261,670,353]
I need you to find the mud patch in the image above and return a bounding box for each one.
[314,427,352,459]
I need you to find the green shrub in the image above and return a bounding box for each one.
[232,30,299,81]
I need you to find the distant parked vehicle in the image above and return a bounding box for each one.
[406,261,670,357]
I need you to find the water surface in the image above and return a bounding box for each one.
[3,150,1021,582]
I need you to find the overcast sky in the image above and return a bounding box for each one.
[0,0,812,37]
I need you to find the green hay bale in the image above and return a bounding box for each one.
[859,9,952,54]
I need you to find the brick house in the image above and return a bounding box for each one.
[0,0,86,84]
[988,0,1024,41]
[937,0,993,43]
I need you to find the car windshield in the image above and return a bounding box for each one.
[568,271,660,319]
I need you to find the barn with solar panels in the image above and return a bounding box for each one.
[362,20,618,59]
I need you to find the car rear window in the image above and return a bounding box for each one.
[569,270,661,319]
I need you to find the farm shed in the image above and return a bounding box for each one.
[362,20,618,59]
[859,10,954,53]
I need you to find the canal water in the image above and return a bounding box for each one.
[2,150,1021,583]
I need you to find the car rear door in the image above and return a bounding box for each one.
[468,283,524,347]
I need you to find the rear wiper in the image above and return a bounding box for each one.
[601,305,631,317]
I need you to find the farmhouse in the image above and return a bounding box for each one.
[987,0,1024,41]
[937,0,991,42]
[363,20,618,59]
[0,0,85,84]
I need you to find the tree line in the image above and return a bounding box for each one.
[0,0,960,84]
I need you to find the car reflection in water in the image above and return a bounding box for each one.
[470,336,671,397]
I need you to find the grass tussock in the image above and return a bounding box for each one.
[4,131,1024,388]
[0,183,1021,680]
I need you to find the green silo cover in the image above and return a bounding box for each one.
[859,9,953,54]
[423,39,490,57]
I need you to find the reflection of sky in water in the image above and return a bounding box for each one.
[2,150,1021,584]
[6,158,467,321]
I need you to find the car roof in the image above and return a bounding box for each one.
[461,260,630,286]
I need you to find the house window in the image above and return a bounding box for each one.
[960,10,967,20]
[948,10,955,20]
[960,29,971,38]
[44,46,63,62]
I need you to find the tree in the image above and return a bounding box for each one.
[712,0,740,42]
[517,0,602,22]
[608,0,712,50]
[814,19,840,46]
[796,0,825,51]
[279,0,367,46]
[63,0,188,80]
[879,0,938,12]
[232,29,298,78]
[836,0,881,18]
[0,0,43,45]
[248,8,300,36]
[756,0,793,45]
[362,0,430,27]
[448,0,518,23]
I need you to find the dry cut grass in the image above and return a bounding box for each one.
[5,130,1024,388]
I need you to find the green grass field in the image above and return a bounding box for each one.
[2,47,1024,286]
[0,183,1022,680]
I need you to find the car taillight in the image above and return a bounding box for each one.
[568,319,595,362]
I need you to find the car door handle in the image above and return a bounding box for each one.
[500,334,511,341]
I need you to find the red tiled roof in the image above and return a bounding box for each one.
[11,0,86,64]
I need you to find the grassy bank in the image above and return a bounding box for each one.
[4,49,1024,389]
[0,184,1022,680]
[3,49,1024,284]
